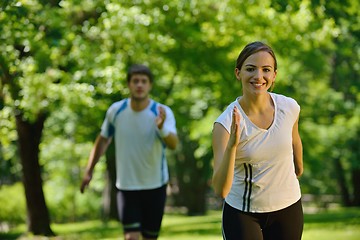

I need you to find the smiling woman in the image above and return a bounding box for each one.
[212,41,304,240]
[235,42,277,94]
[236,51,276,93]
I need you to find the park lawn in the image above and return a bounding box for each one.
[1,208,359,240]
[302,207,360,240]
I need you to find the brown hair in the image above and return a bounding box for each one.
[127,64,153,83]
[236,41,277,71]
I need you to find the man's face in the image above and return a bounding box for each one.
[128,73,152,101]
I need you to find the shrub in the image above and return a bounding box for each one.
[0,182,26,224]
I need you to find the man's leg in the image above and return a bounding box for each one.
[141,185,167,240]
[117,190,142,240]
[123,232,141,240]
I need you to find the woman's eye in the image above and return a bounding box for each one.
[246,67,255,72]
[263,68,271,72]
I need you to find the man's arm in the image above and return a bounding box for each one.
[80,135,112,193]
[156,106,178,150]
[161,133,178,150]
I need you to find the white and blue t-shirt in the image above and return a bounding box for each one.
[101,98,177,191]
[215,92,301,213]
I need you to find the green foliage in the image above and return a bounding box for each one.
[41,137,106,222]
[0,107,20,182]
[0,180,104,224]
[45,180,104,223]
[0,0,359,223]
[0,183,26,223]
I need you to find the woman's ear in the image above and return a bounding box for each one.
[235,68,241,80]
[270,81,276,92]
[270,71,276,91]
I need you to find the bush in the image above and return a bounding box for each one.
[0,180,104,225]
[45,180,104,222]
[0,182,26,224]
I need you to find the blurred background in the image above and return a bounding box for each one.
[0,0,359,237]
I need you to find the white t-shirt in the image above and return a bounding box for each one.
[215,92,301,212]
[100,98,177,190]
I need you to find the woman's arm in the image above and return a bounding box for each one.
[212,106,241,198]
[292,117,303,177]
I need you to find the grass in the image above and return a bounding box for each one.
[302,207,360,240]
[1,208,359,240]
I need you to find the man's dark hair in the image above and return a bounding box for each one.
[127,64,153,83]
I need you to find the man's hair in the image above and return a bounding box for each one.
[127,64,153,83]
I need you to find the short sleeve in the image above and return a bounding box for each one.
[100,100,126,138]
[100,107,115,138]
[288,97,300,123]
[214,102,237,134]
[162,104,177,134]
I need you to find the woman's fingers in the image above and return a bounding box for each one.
[233,106,240,129]
[229,106,241,147]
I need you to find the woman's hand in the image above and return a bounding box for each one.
[212,105,242,198]
[228,106,241,148]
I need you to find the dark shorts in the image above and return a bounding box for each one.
[117,184,167,239]
[222,199,303,240]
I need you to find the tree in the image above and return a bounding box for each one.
[0,0,105,234]
[1,1,359,230]
[312,0,360,206]
[0,1,53,234]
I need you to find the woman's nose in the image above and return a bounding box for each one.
[253,69,263,79]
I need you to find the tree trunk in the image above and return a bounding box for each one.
[334,157,351,206]
[350,128,360,206]
[351,169,360,206]
[103,141,118,221]
[173,133,209,215]
[15,112,54,236]
[328,52,352,207]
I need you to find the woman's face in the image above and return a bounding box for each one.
[235,51,277,96]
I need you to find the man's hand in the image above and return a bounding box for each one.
[156,106,166,129]
[80,171,92,194]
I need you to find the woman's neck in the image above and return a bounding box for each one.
[239,92,273,115]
